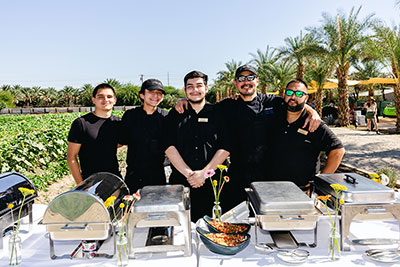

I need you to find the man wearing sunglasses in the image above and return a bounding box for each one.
[267,79,345,189]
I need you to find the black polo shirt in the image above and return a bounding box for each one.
[216,94,285,210]
[68,112,121,179]
[165,103,230,222]
[120,107,168,192]
[268,110,344,187]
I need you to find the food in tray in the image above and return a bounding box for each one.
[208,220,249,234]
[204,233,248,247]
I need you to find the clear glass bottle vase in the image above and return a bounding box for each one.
[116,231,129,267]
[9,231,22,266]
[212,201,222,221]
[328,226,341,261]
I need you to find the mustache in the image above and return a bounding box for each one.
[287,99,298,104]
[240,84,253,89]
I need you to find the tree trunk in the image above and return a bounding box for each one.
[296,62,305,80]
[315,87,323,117]
[261,84,267,94]
[336,65,350,126]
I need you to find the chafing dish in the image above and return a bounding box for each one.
[246,182,320,248]
[42,172,129,259]
[0,172,37,250]
[313,173,400,251]
[128,185,192,257]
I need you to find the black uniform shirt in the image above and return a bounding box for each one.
[68,112,121,179]
[268,109,344,187]
[120,107,168,192]
[165,103,230,182]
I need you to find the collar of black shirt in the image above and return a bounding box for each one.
[286,109,308,128]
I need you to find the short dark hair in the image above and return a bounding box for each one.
[184,71,208,86]
[285,79,308,90]
[92,83,116,97]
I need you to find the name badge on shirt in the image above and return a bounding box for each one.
[297,128,308,135]
[198,118,208,123]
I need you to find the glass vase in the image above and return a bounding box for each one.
[116,231,129,267]
[212,201,222,221]
[8,231,21,266]
[328,226,341,261]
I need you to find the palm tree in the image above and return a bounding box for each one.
[19,87,33,107]
[215,60,242,98]
[266,60,296,96]
[61,86,78,107]
[351,60,384,99]
[368,23,400,132]
[80,84,94,106]
[278,31,321,80]
[40,87,57,106]
[305,57,335,116]
[104,78,122,89]
[310,6,375,126]
[30,86,42,106]
[250,46,277,94]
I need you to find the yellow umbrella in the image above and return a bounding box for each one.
[359,78,397,84]
[308,80,338,94]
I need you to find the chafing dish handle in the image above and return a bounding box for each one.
[344,174,358,184]
[61,223,88,230]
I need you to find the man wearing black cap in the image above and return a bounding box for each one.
[164,71,230,222]
[119,79,168,192]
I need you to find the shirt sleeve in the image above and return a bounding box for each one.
[67,118,84,144]
[318,123,344,154]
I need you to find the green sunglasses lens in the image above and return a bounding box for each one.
[285,90,294,96]
[295,91,304,97]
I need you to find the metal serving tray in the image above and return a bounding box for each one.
[133,185,188,213]
[250,182,315,215]
[314,173,395,204]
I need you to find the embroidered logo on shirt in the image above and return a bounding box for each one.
[198,118,208,123]
[297,128,308,135]
[263,107,274,115]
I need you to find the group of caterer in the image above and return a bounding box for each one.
[67,65,345,222]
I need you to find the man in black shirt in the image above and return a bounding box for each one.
[120,79,168,193]
[268,79,345,188]
[67,83,121,184]
[165,71,230,222]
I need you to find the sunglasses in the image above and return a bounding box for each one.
[285,89,308,98]
[237,75,257,82]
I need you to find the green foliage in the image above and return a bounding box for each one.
[0,90,14,107]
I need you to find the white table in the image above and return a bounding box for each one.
[1,204,399,266]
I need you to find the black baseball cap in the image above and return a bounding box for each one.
[235,64,257,79]
[140,79,166,94]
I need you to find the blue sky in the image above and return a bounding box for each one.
[1,0,399,90]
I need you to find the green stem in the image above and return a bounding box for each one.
[10,195,26,265]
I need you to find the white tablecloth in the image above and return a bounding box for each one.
[1,204,399,266]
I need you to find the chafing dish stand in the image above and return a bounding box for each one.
[314,173,400,251]
[247,182,320,249]
[42,172,129,259]
[128,185,192,257]
[0,172,37,250]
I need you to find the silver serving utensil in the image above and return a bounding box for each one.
[278,249,310,258]
[255,243,274,253]
[352,238,400,245]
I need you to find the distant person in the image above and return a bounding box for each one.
[67,83,121,184]
[364,97,380,134]
[165,71,230,222]
[267,79,345,190]
[119,79,168,193]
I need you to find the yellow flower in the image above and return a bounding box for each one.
[217,165,227,172]
[371,178,382,184]
[119,203,125,209]
[21,142,25,148]
[317,195,331,201]
[213,180,218,186]
[330,184,347,192]
[339,199,345,205]
[104,196,116,207]
[8,203,14,209]
[368,173,380,178]
[18,187,35,197]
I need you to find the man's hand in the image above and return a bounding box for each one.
[187,170,205,188]
[303,108,321,132]
[175,98,189,114]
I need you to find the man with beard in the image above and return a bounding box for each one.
[165,70,230,222]
[267,79,345,189]
[120,79,168,193]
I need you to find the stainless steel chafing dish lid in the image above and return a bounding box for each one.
[133,185,189,213]
[314,173,395,204]
[42,172,129,224]
[250,181,315,214]
[0,172,37,216]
